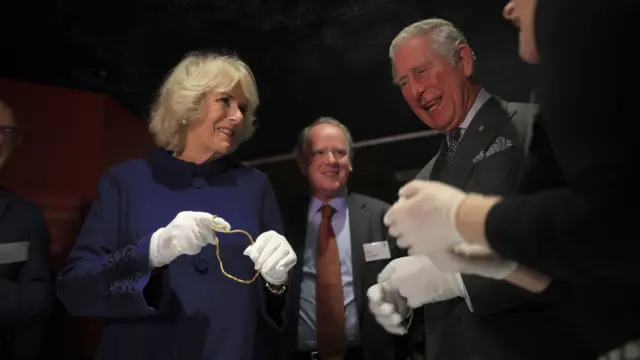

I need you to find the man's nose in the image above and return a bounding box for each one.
[409,80,425,100]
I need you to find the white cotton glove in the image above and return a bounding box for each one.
[367,282,411,335]
[378,256,466,308]
[149,211,217,268]
[384,181,517,280]
[243,230,297,285]
[211,216,231,233]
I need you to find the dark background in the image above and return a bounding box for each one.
[0,2,535,358]
[0,0,534,202]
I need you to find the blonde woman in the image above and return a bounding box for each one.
[56,52,296,360]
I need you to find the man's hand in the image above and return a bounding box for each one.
[378,256,466,308]
[367,283,411,335]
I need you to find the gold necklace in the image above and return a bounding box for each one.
[211,215,260,284]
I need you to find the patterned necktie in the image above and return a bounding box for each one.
[446,127,463,163]
[315,204,346,358]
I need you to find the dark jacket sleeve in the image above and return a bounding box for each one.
[485,0,638,283]
[0,208,53,328]
[56,172,170,318]
[257,176,290,331]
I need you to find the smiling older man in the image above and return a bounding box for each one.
[367,18,595,360]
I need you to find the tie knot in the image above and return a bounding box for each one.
[320,204,336,220]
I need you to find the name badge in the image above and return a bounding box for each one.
[0,242,29,264]
[363,241,391,262]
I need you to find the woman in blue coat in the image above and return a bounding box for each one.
[56,51,297,360]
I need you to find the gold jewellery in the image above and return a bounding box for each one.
[211,215,260,284]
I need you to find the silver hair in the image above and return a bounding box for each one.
[389,18,472,67]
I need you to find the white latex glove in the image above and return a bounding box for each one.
[442,245,518,279]
[149,211,216,268]
[243,230,297,285]
[378,256,466,308]
[384,180,467,256]
[384,181,517,279]
[367,282,411,335]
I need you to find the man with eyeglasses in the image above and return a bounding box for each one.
[0,100,53,360]
[276,117,411,360]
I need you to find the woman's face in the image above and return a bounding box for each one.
[503,0,539,64]
[185,83,248,161]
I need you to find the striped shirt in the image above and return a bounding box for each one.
[447,88,491,145]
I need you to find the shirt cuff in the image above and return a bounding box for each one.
[455,273,474,312]
[401,309,414,331]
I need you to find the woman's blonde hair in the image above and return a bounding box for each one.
[149,51,259,153]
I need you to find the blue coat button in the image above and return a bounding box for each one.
[195,258,208,273]
[192,177,205,188]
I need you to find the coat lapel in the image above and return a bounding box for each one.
[442,98,514,188]
[429,143,448,182]
[347,193,369,319]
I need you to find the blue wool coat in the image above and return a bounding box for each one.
[56,148,288,360]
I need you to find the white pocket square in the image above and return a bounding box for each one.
[473,137,513,164]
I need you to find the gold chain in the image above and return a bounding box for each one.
[211,216,260,284]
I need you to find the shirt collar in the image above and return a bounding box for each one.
[458,88,491,131]
[308,188,348,218]
[145,147,236,189]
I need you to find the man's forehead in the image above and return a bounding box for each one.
[309,124,347,143]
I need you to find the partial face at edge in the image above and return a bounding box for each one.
[503,0,539,64]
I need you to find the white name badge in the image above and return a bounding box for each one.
[363,241,391,263]
[0,242,29,264]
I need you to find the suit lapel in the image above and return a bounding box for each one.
[442,98,514,188]
[430,142,448,181]
[347,193,369,319]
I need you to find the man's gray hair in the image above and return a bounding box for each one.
[294,117,354,165]
[389,18,471,66]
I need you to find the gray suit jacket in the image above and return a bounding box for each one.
[416,98,536,184]
[414,98,590,360]
[277,192,409,360]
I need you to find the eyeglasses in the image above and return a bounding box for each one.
[211,215,260,284]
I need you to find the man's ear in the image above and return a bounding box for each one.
[456,43,475,78]
[296,155,308,176]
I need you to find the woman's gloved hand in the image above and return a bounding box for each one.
[149,211,216,268]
